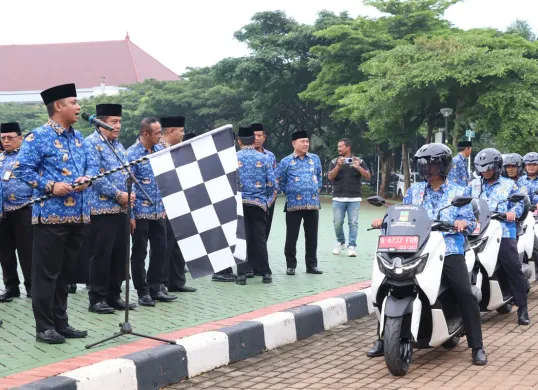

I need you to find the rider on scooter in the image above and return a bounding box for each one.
[519,152,538,263]
[469,148,530,325]
[367,143,487,366]
[502,153,527,235]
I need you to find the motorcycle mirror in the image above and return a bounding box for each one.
[508,194,525,203]
[451,196,473,208]
[367,196,386,207]
[534,189,538,195]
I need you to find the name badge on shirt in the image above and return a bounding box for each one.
[2,170,11,181]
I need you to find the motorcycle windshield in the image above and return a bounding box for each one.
[471,198,491,236]
[381,204,431,250]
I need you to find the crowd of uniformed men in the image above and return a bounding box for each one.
[0,83,325,344]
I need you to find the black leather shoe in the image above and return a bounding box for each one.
[236,275,247,285]
[138,295,156,307]
[36,329,65,344]
[168,286,197,293]
[262,274,273,284]
[0,288,20,301]
[107,298,136,310]
[286,268,295,275]
[472,348,488,366]
[518,308,530,325]
[367,340,384,357]
[212,274,236,282]
[246,271,255,278]
[151,292,178,302]
[88,302,115,314]
[57,326,88,339]
[68,284,77,294]
[0,319,3,327]
[306,267,323,275]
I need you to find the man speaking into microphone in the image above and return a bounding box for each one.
[14,83,98,344]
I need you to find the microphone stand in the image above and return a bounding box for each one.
[86,126,176,349]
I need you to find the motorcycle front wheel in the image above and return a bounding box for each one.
[384,316,413,376]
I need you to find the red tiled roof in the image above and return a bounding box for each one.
[0,35,179,92]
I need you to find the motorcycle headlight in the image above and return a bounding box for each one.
[471,237,488,253]
[376,253,428,278]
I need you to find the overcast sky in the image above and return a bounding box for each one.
[1,0,537,75]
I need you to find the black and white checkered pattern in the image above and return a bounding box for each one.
[148,125,246,278]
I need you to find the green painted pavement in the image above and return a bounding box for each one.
[0,198,384,377]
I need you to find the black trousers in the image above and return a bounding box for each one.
[164,218,186,288]
[498,238,528,308]
[131,218,167,296]
[443,254,483,349]
[284,210,318,269]
[266,202,275,241]
[532,236,538,264]
[0,207,33,291]
[32,224,85,333]
[238,205,271,276]
[88,214,127,304]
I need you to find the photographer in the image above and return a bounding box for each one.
[327,138,370,257]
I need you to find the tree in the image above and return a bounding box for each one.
[507,19,536,42]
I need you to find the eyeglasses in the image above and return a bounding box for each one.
[0,135,19,141]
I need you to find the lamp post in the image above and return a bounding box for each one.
[440,107,453,144]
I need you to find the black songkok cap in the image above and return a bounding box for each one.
[0,122,21,134]
[40,83,77,105]
[96,104,122,117]
[291,130,308,141]
[238,126,254,138]
[160,116,186,128]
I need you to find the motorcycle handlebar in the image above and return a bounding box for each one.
[492,212,507,221]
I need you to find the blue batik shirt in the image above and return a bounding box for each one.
[85,130,131,215]
[127,138,165,220]
[237,146,277,211]
[0,148,33,212]
[276,152,323,212]
[468,176,523,239]
[404,181,476,256]
[518,174,538,205]
[14,119,98,225]
[447,154,470,187]
[261,148,278,204]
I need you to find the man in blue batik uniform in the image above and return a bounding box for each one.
[520,152,538,205]
[85,104,136,314]
[0,182,3,324]
[251,123,277,243]
[469,148,529,325]
[160,116,196,293]
[14,83,97,344]
[127,117,177,307]
[0,122,33,302]
[447,141,472,187]
[367,143,487,366]
[276,130,323,276]
[235,126,277,285]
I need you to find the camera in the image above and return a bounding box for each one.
[344,157,353,164]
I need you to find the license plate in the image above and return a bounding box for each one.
[472,222,481,235]
[378,236,419,252]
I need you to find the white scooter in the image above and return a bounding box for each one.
[367,195,477,376]
[517,195,535,285]
[468,194,526,314]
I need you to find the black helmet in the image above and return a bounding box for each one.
[474,148,503,179]
[414,143,453,179]
[523,152,538,165]
[502,153,524,178]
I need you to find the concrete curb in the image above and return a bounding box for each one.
[11,287,374,390]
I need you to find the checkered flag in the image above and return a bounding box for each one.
[147,125,246,278]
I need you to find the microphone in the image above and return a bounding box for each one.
[81,112,114,131]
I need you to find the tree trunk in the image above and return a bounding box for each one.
[426,117,434,144]
[391,149,397,199]
[378,146,391,199]
[402,143,411,197]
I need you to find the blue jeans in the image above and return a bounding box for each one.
[333,201,360,247]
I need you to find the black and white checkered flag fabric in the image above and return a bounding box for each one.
[148,125,246,278]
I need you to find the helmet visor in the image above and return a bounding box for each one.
[416,157,447,179]
[475,162,498,173]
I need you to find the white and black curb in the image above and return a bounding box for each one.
[12,287,373,390]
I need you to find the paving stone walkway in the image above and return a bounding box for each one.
[169,287,538,390]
